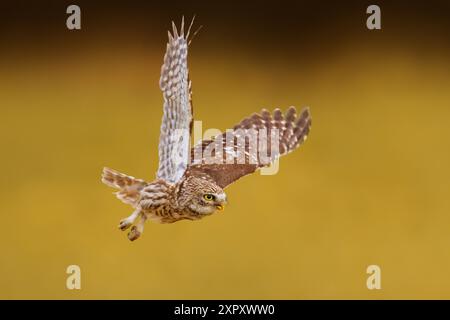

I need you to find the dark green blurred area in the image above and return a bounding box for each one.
[0,0,449,299]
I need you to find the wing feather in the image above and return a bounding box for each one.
[189,107,311,188]
[157,17,194,184]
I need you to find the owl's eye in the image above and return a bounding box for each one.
[203,194,215,201]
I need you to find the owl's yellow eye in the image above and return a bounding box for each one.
[203,194,215,201]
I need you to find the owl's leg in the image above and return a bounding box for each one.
[118,209,140,231]
[128,213,147,241]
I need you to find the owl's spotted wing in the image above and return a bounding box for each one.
[157,18,195,184]
[188,107,311,188]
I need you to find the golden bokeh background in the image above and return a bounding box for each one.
[1,0,449,299]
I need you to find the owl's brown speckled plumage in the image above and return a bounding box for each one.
[101,17,311,241]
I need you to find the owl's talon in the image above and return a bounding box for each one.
[118,219,132,231]
[128,226,141,241]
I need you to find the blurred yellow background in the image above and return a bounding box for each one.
[0,1,449,299]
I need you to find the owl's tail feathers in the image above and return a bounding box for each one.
[101,167,147,206]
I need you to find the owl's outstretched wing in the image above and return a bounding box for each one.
[188,107,311,188]
[156,17,195,184]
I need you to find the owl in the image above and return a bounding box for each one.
[102,17,312,241]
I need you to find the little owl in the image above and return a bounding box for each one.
[102,17,312,241]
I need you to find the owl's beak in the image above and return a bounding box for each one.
[215,194,227,212]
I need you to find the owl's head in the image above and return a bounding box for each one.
[180,176,227,215]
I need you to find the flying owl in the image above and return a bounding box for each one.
[102,17,312,241]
